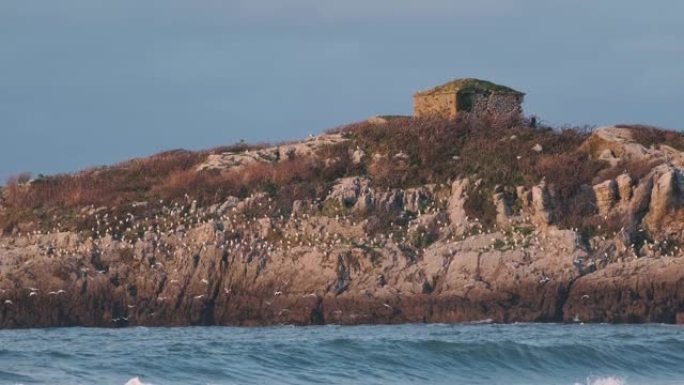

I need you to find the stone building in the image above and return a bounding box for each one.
[413,78,524,119]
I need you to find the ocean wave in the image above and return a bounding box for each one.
[578,377,625,385]
[119,374,630,385]
[1,324,683,385]
[0,369,34,383]
[124,377,153,385]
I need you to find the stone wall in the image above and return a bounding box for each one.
[413,91,523,120]
[466,92,524,117]
[413,93,457,119]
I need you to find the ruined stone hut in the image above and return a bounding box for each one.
[413,78,524,119]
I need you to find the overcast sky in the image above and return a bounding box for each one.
[1,0,683,181]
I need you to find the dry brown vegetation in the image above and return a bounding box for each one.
[3,150,205,210]
[1,114,680,237]
[338,113,594,189]
[151,156,342,206]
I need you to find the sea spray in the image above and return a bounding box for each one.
[124,377,153,385]
[577,377,626,385]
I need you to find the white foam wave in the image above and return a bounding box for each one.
[124,377,153,385]
[575,376,625,385]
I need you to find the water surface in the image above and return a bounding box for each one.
[1,324,683,385]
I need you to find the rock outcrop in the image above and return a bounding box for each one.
[593,180,618,216]
[1,125,684,328]
[198,134,347,171]
[448,179,471,236]
[644,166,684,230]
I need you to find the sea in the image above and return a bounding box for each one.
[1,324,683,385]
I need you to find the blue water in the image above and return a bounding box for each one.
[1,324,683,385]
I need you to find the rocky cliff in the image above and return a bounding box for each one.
[1,119,684,328]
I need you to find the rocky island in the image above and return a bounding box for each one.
[1,79,684,328]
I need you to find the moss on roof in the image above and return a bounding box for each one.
[415,78,524,96]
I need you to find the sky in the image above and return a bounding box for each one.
[1,0,683,181]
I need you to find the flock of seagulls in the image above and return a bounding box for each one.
[1,182,682,321]
[2,189,678,264]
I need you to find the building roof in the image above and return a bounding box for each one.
[414,78,524,96]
